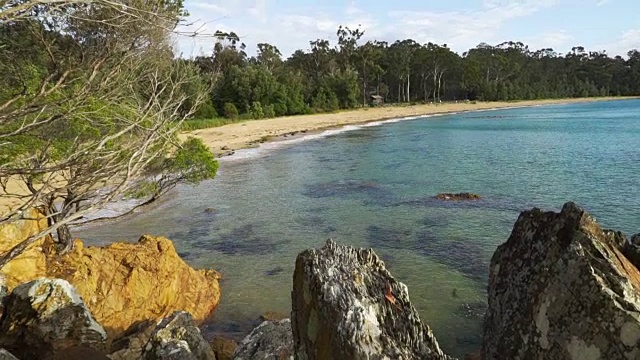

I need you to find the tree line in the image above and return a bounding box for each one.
[186,27,640,119]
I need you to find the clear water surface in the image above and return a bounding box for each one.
[76,99,640,357]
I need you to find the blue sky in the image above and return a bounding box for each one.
[176,0,640,58]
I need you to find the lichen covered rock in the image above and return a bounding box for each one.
[0,278,107,359]
[483,202,640,359]
[435,193,481,201]
[48,235,221,336]
[232,319,293,360]
[141,311,215,360]
[0,349,19,360]
[292,239,452,360]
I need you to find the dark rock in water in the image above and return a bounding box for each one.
[435,193,481,201]
[483,202,640,359]
[0,349,19,360]
[259,311,287,322]
[209,224,283,255]
[232,319,293,360]
[294,215,325,228]
[455,334,482,346]
[0,278,107,360]
[367,224,413,250]
[292,239,453,359]
[141,311,214,360]
[417,231,489,283]
[264,266,285,276]
[302,180,398,207]
[204,208,217,214]
[209,336,237,360]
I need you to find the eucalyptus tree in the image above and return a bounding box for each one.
[0,0,218,267]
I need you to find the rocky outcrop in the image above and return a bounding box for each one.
[435,193,481,201]
[292,239,452,360]
[0,349,19,360]
[141,311,215,360]
[483,202,640,359]
[47,235,221,335]
[109,320,157,360]
[210,336,237,360]
[233,319,293,360]
[0,214,222,338]
[0,208,50,289]
[0,278,107,359]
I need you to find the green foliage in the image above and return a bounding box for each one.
[250,101,265,119]
[193,102,218,119]
[223,102,239,119]
[181,118,237,131]
[168,137,218,184]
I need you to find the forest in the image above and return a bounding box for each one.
[188,27,640,121]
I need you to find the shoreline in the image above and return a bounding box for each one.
[183,97,638,158]
[1,97,636,216]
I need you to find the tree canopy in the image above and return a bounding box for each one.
[187,27,639,121]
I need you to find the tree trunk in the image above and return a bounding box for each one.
[56,224,73,254]
[406,70,411,102]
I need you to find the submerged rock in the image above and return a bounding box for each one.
[435,193,481,201]
[141,311,215,360]
[291,239,452,359]
[483,202,640,359]
[232,319,293,360]
[0,278,107,359]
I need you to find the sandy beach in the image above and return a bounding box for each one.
[1,97,634,214]
[183,97,634,157]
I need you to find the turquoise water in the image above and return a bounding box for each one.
[77,99,640,357]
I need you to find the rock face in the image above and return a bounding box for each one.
[210,336,238,360]
[0,349,19,360]
[141,311,215,360]
[1,211,221,337]
[292,239,452,360]
[109,320,157,360]
[233,319,293,360]
[435,193,481,201]
[0,208,50,289]
[483,202,640,359]
[0,278,107,359]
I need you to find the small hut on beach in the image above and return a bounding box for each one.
[370,95,384,106]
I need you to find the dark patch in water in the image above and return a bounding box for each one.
[264,266,285,276]
[200,224,284,256]
[177,251,194,260]
[367,225,414,250]
[302,180,398,206]
[294,215,326,228]
[416,231,490,283]
[201,314,261,342]
[455,334,483,347]
[324,226,338,234]
[419,213,450,228]
[397,195,527,213]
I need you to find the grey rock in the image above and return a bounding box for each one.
[141,311,215,360]
[232,319,293,360]
[0,349,19,360]
[109,320,156,360]
[292,239,453,360]
[0,278,107,360]
[483,202,640,359]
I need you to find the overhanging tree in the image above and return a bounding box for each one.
[0,0,218,266]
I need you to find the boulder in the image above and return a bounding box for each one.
[291,239,452,360]
[141,311,215,360]
[210,336,237,360]
[1,212,222,337]
[0,278,107,359]
[109,320,157,360]
[0,349,19,360]
[483,202,640,359]
[232,319,293,360]
[435,193,481,201]
[46,235,220,336]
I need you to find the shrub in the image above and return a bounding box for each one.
[250,101,265,119]
[264,104,276,118]
[193,102,218,119]
[223,103,239,119]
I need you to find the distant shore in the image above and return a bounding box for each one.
[183,97,638,157]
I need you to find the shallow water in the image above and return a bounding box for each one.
[76,99,640,356]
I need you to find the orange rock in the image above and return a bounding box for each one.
[0,210,221,337]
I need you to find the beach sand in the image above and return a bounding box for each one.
[183,97,633,157]
[1,97,634,214]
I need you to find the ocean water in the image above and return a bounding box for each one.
[76,99,640,357]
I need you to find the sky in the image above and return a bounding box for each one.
[175,0,640,59]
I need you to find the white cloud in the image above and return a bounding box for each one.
[601,29,640,57]
[596,0,611,6]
